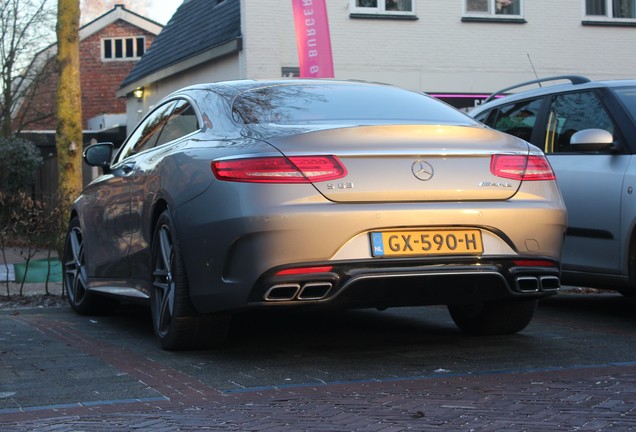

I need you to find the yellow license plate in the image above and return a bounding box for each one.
[370,229,483,257]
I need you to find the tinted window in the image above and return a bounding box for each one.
[491,98,542,142]
[473,109,496,126]
[155,100,199,146]
[232,84,475,125]
[543,91,615,154]
[613,86,636,124]
[118,101,176,161]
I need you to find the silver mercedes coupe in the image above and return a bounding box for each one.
[64,80,566,349]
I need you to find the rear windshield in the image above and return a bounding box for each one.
[231,83,476,125]
[613,86,636,123]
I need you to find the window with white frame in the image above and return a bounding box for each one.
[585,0,636,19]
[351,0,415,15]
[102,37,146,61]
[465,0,523,17]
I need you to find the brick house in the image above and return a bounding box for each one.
[15,4,162,196]
[17,4,162,134]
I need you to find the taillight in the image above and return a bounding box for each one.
[212,156,347,183]
[275,266,334,276]
[490,154,556,181]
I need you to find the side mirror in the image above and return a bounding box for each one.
[570,129,615,151]
[83,142,114,169]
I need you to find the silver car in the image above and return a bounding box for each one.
[470,76,636,296]
[64,80,566,349]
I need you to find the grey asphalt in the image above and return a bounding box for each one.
[1,293,636,431]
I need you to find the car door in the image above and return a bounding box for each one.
[539,90,629,276]
[124,99,201,278]
[475,90,630,279]
[87,100,177,279]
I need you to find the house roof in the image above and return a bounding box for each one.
[29,4,163,74]
[80,4,163,39]
[118,0,242,94]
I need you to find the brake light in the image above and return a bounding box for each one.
[491,155,556,181]
[275,266,334,276]
[212,156,347,183]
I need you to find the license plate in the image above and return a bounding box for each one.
[370,229,483,257]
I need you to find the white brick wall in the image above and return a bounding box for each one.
[242,0,636,93]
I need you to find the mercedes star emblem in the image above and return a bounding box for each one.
[411,160,434,181]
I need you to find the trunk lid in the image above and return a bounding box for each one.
[260,124,529,202]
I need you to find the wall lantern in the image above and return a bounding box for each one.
[133,87,144,99]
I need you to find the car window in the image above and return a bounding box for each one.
[613,86,636,124]
[118,101,177,161]
[155,100,200,146]
[543,91,615,154]
[491,98,542,143]
[232,83,476,125]
[473,109,496,126]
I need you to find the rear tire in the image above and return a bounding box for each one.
[620,239,636,297]
[150,210,231,350]
[448,299,538,336]
[63,216,118,315]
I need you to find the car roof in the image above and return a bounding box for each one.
[168,79,396,99]
[473,75,636,114]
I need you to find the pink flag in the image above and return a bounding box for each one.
[291,0,334,78]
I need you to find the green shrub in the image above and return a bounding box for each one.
[0,137,43,194]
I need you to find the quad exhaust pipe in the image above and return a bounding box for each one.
[515,275,560,293]
[264,282,333,302]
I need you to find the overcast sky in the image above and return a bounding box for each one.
[147,0,182,24]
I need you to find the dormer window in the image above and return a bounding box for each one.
[102,37,146,61]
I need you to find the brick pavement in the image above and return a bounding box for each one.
[2,362,636,431]
[1,310,636,431]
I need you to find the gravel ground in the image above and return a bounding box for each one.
[1,248,66,310]
[0,282,66,310]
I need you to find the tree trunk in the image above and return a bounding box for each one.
[56,0,83,201]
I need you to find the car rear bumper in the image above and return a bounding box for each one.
[175,186,565,314]
[190,256,560,313]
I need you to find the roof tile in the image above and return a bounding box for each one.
[120,0,241,89]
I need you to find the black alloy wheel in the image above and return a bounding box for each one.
[63,216,116,314]
[151,210,230,350]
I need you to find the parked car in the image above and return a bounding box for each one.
[470,75,636,295]
[64,79,566,350]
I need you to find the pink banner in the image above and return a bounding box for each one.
[291,0,334,78]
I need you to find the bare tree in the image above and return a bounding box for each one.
[0,0,56,138]
[56,0,83,201]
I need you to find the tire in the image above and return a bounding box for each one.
[150,210,231,350]
[448,299,538,336]
[63,216,118,315]
[619,241,636,297]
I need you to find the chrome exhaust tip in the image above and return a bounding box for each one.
[264,284,300,301]
[297,282,332,300]
[539,276,560,292]
[515,276,540,293]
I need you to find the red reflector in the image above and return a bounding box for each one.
[512,260,557,267]
[275,266,334,276]
[212,156,346,183]
[491,155,556,181]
